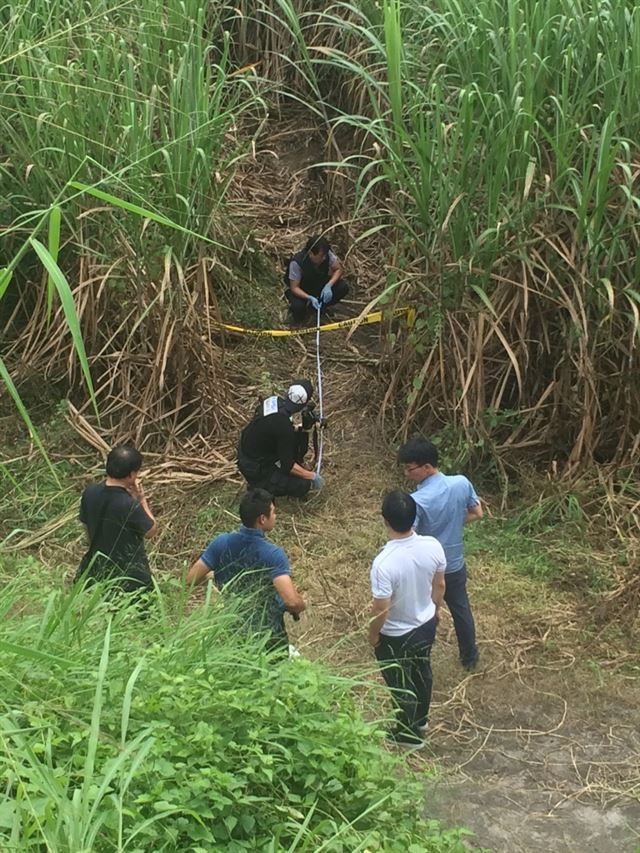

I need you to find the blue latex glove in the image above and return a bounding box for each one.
[308,296,321,312]
[310,472,324,491]
[320,284,333,305]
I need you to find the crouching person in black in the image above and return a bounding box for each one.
[237,379,323,499]
[285,235,349,323]
[76,445,157,595]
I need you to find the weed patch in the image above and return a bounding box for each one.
[466,516,615,593]
[0,560,468,851]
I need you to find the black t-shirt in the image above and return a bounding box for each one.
[289,250,331,298]
[240,411,297,472]
[79,483,153,585]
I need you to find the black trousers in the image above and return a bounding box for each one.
[285,279,349,321]
[237,433,311,499]
[374,617,436,734]
[443,564,478,666]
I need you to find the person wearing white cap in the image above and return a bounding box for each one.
[237,379,324,498]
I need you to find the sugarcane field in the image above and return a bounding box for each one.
[1,1,639,850]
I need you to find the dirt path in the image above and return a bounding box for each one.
[424,648,640,851]
[225,123,640,852]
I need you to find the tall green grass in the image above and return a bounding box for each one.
[1,0,264,257]
[302,0,640,469]
[314,0,640,277]
[0,0,271,445]
[4,0,639,467]
[0,559,468,851]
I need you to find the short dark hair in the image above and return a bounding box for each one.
[304,235,330,256]
[106,445,143,479]
[382,490,417,533]
[397,437,439,468]
[240,488,274,527]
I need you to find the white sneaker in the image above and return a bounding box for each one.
[417,722,429,735]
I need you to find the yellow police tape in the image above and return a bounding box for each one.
[213,306,416,337]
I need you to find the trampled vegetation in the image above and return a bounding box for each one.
[0,563,469,851]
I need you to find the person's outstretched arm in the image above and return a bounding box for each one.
[277,421,316,481]
[368,597,390,647]
[289,274,311,301]
[186,558,214,588]
[288,256,311,300]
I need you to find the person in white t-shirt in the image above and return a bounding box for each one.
[369,490,446,747]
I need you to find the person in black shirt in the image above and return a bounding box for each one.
[237,379,323,499]
[76,445,158,593]
[285,235,349,322]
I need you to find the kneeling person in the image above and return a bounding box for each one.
[186,489,305,651]
[237,379,323,499]
[285,235,349,322]
[369,491,446,748]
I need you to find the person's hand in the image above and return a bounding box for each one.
[368,632,380,648]
[308,296,321,312]
[435,606,444,625]
[320,283,333,305]
[129,477,145,501]
[310,472,324,490]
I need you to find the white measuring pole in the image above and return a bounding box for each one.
[315,305,324,474]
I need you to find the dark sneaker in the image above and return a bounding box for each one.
[386,729,425,751]
[462,657,479,671]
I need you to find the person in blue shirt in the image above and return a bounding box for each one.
[186,488,306,651]
[398,438,483,670]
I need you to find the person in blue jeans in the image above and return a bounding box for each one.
[398,438,483,670]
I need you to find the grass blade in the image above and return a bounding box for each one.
[0,268,12,301]
[46,206,62,322]
[68,180,229,248]
[0,356,60,485]
[0,638,71,668]
[29,237,99,420]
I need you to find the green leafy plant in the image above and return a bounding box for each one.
[0,561,469,851]
[0,0,269,448]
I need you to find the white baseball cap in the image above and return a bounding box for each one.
[287,384,310,405]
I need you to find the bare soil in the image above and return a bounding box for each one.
[280,368,640,852]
